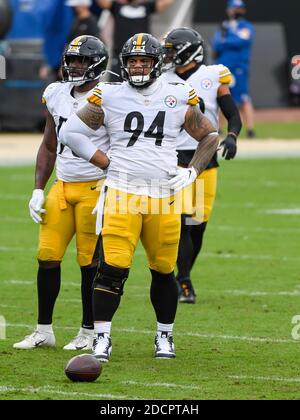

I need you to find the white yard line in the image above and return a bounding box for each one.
[121,380,201,391]
[0,217,29,223]
[210,225,300,234]
[0,194,28,200]
[0,385,133,400]
[6,323,296,344]
[202,252,299,262]
[3,280,33,285]
[262,208,300,215]
[222,289,300,297]
[229,375,300,384]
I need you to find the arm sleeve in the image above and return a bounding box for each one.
[60,114,98,161]
[217,94,242,137]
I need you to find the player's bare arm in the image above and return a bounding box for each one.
[76,101,105,131]
[35,110,57,190]
[62,102,109,170]
[183,105,220,175]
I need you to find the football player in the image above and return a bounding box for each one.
[13,35,110,351]
[61,33,219,361]
[161,27,242,303]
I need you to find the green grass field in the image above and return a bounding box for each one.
[1,158,300,400]
[239,122,300,139]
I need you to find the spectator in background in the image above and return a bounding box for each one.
[34,0,74,81]
[4,0,40,39]
[67,0,100,41]
[213,0,255,138]
[0,0,12,42]
[97,0,174,80]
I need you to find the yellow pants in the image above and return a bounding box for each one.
[38,179,103,266]
[182,167,218,223]
[101,188,181,273]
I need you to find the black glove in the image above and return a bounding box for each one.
[220,134,237,160]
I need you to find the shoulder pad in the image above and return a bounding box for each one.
[42,82,62,105]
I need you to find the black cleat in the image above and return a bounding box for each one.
[246,129,256,139]
[177,277,196,304]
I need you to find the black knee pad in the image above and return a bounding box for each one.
[93,261,129,296]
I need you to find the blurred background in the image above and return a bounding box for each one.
[1,2,300,400]
[0,0,299,137]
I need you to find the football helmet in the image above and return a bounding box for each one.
[62,35,108,85]
[120,33,163,87]
[162,27,204,70]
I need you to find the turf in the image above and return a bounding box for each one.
[0,159,300,400]
[239,121,300,139]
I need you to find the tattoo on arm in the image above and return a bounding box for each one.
[189,133,219,176]
[183,106,220,175]
[183,106,216,141]
[77,102,104,130]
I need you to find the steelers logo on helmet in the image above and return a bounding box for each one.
[62,35,109,86]
[120,33,163,88]
[165,95,177,108]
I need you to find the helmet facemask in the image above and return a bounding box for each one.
[120,33,163,88]
[162,28,204,71]
[163,41,204,70]
[121,54,162,88]
[62,54,107,86]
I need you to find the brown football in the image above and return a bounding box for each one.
[65,354,102,382]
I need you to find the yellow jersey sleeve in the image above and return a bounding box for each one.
[218,66,232,85]
[87,86,103,106]
[187,88,200,106]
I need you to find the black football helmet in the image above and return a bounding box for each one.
[62,35,109,85]
[120,33,163,87]
[162,27,204,70]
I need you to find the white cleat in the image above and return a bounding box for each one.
[92,333,112,362]
[154,331,176,359]
[63,328,94,351]
[13,330,56,350]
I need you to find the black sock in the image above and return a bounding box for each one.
[150,270,178,324]
[93,289,121,322]
[176,215,193,281]
[92,261,128,322]
[80,266,97,330]
[190,222,207,268]
[37,266,61,325]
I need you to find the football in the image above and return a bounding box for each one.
[65,354,102,382]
